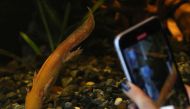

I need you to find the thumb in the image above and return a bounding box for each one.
[121,81,158,109]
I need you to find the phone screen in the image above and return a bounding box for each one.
[118,17,189,107]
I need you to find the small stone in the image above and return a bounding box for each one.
[106,79,114,86]
[61,77,73,87]
[6,92,17,98]
[70,70,78,77]
[100,100,108,107]
[19,87,27,95]
[61,85,76,96]
[56,106,62,109]
[74,107,80,109]
[106,87,112,93]
[103,66,112,73]
[64,102,73,109]
[114,97,123,106]
[85,81,95,86]
[93,89,104,96]
[27,82,32,87]
[92,98,102,105]
[12,103,25,109]
[24,80,30,84]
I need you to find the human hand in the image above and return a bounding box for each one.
[120,81,190,109]
[120,81,158,109]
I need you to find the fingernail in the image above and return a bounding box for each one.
[120,81,131,92]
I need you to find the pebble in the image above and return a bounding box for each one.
[93,89,104,95]
[19,87,27,95]
[106,87,113,93]
[103,66,112,73]
[12,103,25,109]
[74,107,80,109]
[85,81,95,86]
[106,79,114,86]
[114,97,123,105]
[56,106,62,109]
[61,85,76,96]
[70,70,78,77]
[61,77,73,87]
[100,100,108,107]
[6,92,17,98]
[64,102,73,109]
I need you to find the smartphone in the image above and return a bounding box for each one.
[114,16,189,108]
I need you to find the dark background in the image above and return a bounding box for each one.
[0,0,150,65]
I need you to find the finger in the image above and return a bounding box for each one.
[185,84,190,100]
[121,81,158,109]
